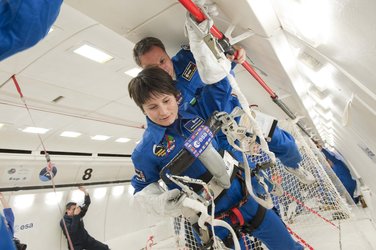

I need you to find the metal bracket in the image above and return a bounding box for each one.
[224,24,255,45]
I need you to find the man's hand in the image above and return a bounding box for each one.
[78,186,88,195]
[227,45,246,64]
[194,0,219,17]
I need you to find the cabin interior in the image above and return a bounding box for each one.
[1,0,376,249]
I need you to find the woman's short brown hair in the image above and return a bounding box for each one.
[128,66,179,111]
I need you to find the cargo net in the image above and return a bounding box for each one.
[171,216,265,249]
[304,136,357,206]
[259,120,353,245]
[153,121,353,249]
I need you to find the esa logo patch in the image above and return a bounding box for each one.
[153,134,176,157]
[182,62,197,81]
[135,169,146,182]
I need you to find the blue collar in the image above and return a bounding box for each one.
[145,111,199,143]
[145,117,168,144]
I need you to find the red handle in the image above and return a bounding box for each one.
[178,0,278,99]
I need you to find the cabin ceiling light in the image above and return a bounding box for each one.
[300,63,335,92]
[292,79,310,97]
[308,85,329,100]
[91,135,111,141]
[60,131,81,138]
[21,127,49,134]
[321,121,333,129]
[308,109,318,119]
[307,90,332,110]
[115,137,131,143]
[74,44,113,63]
[302,94,315,109]
[0,123,4,129]
[128,185,135,195]
[112,186,124,197]
[125,67,142,77]
[94,187,107,199]
[45,192,63,205]
[315,108,333,121]
[14,194,35,209]
[298,51,323,72]
[313,116,321,125]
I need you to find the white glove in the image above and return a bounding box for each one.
[134,183,185,217]
[194,0,219,17]
[185,14,231,84]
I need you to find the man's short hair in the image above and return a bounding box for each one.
[65,202,77,210]
[133,37,166,67]
[128,66,179,111]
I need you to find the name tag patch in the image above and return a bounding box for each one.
[183,116,204,132]
[182,61,197,81]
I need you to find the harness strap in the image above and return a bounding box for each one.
[243,204,267,233]
[216,202,266,233]
[230,207,244,226]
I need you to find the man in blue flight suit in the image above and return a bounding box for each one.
[0,0,63,61]
[128,64,303,249]
[132,21,315,186]
[320,147,359,203]
[60,187,110,250]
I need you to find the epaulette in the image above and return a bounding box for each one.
[181,44,191,50]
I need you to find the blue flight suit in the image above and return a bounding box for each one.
[322,148,357,202]
[0,0,63,61]
[172,48,302,169]
[0,214,15,250]
[60,195,109,250]
[131,76,303,250]
[2,208,14,238]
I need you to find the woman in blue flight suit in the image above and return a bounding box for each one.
[128,66,303,250]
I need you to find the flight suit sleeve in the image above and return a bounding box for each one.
[266,127,302,167]
[80,194,91,218]
[0,0,63,61]
[0,216,15,250]
[2,208,14,236]
[131,148,163,194]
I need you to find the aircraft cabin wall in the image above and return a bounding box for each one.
[0,155,172,249]
[1,185,173,250]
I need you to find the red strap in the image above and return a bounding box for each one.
[231,207,244,226]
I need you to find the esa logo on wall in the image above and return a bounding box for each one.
[39,166,57,182]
